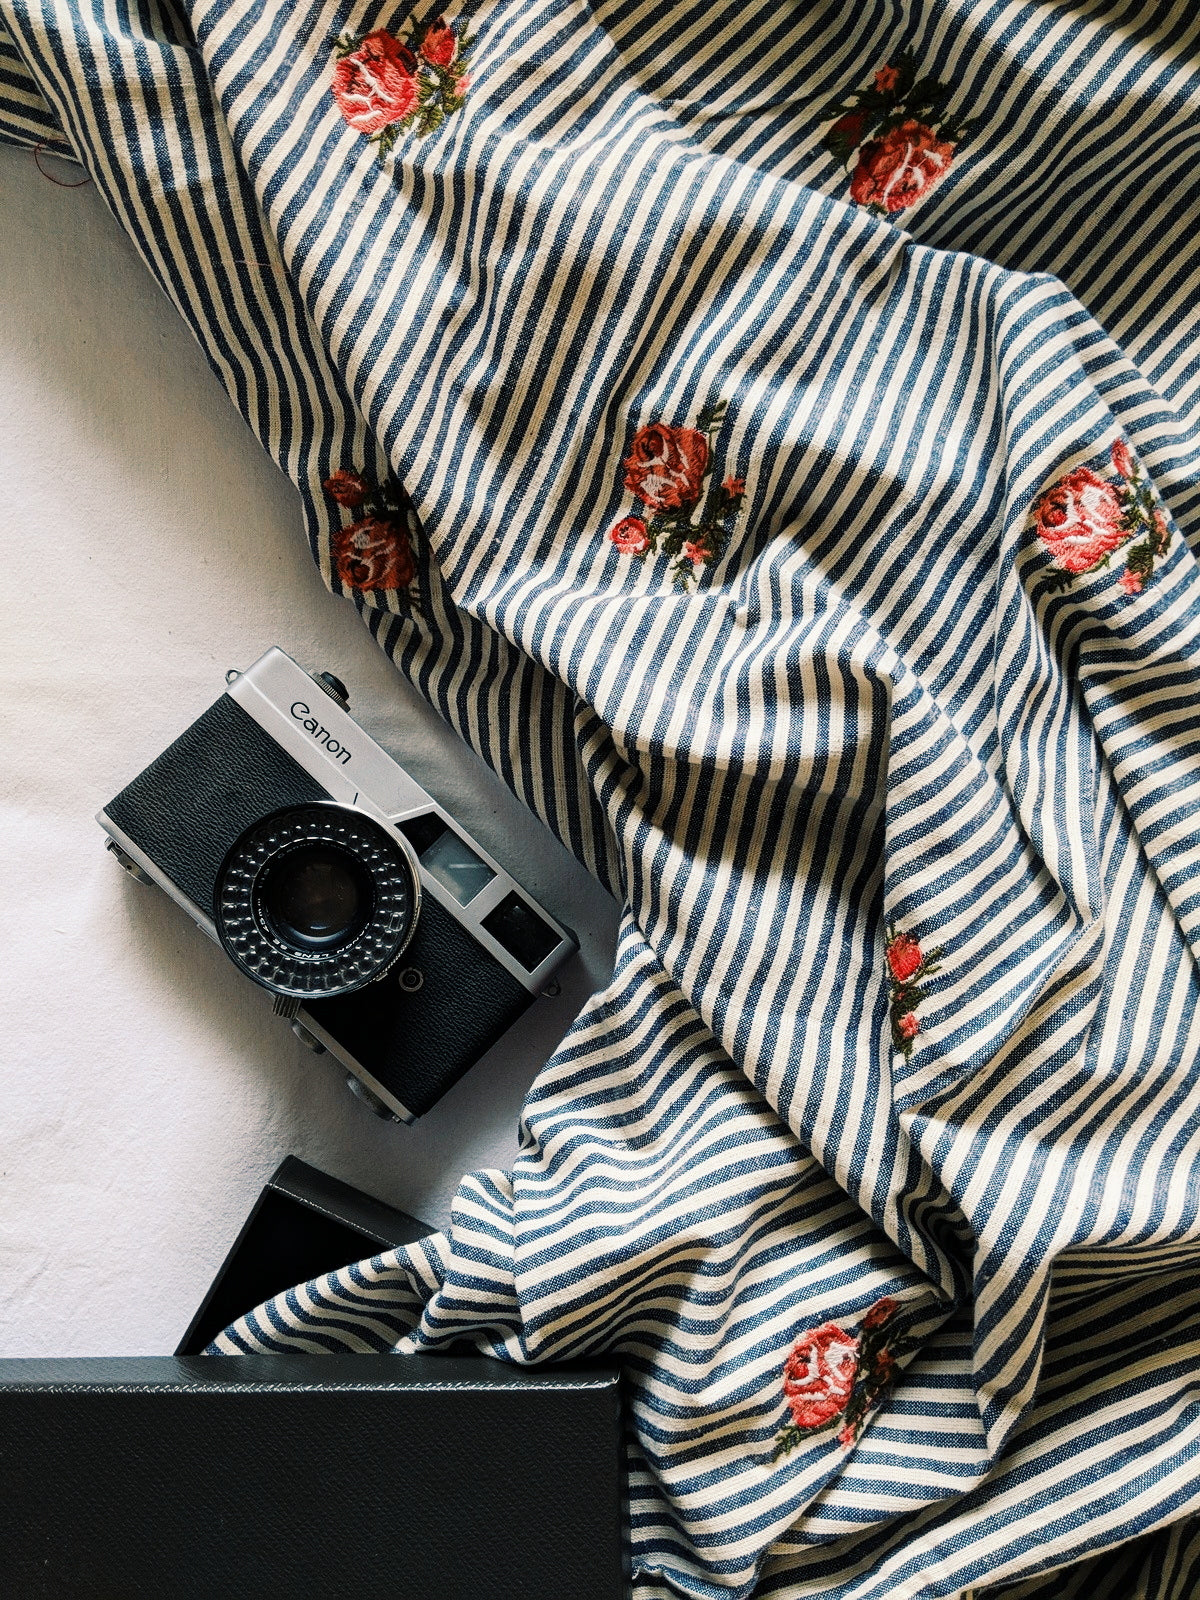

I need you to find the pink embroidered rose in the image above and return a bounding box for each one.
[897,1012,920,1041]
[1034,466,1127,575]
[861,1296,898,1332]
[1119,569,1144,596]
[333,517,415,590]
[610,516,650,555]
[331,31,419,135]
[421,17,456,68]
[850,120,955,212]
[623,423,709,512]
[324,468,369,507]
[874,64,899,91]
[1111,438,1134,480]
[886,932,924,983]
[782,1323,859,1429]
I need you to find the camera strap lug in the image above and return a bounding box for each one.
[272,994,301,1019]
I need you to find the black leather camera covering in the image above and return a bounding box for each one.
[306,895,533,1117]
[0,1354,628,1599]
[105,693,328,916]
[176,1156,434,1356]
[104,691,539,1116]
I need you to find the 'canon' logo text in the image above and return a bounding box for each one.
[291,701,351,764]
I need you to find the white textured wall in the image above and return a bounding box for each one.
[0,144,619,1357]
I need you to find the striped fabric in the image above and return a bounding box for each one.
[4,2,1199,1595]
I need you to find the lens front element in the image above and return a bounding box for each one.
[260,844,373,950]
[215,805,419,1000]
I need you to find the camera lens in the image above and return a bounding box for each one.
[215,805,420,1000]
[260,845,372,950]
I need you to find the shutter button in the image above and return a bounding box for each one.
[315,671,350,708]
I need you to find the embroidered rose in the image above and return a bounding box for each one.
[324,468,369,507]
[850,121,955,213]
[1035,439,1171,596]
[885,932,924,983]
[772,1296,912,1462]
[884,924,942,1058]
[607,401,745,588]
[324,469,421,600]
[332,16,475,153]
[333,517,415,590]
[1034,467,1127,575]
[331,31,419,135]
[623,423,710,512]
[421,16,456,67]
[782,1323,859,1429]
[610,516,650,555]
[822,54,963,213]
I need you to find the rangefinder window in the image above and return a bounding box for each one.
[482,892,560,973]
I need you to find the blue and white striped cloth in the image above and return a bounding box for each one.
[4,2,1199,1594]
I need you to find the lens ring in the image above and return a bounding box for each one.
[215,804,420,999]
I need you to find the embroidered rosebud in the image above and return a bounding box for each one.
[828,110,869,147]
[874,64,899,91]
[1153,509,1170,550]
[421,16,456,67]
[861,1296,898,1332]
[683,540,709,566]
[324,468,369,506]
[1118,569,1144,596]
[610,515,650,555]
[724,477,746,497]
[886,933,924,982]
[1110,437,1134,480]
[838,1421,857,1448]
[898,1012,919,1041]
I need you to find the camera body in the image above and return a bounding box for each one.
[98,648,576,1121]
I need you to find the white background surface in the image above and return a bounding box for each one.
[0,144,620,1357]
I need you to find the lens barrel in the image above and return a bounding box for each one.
[215,805,420,1000]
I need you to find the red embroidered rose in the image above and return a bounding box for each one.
[1034,466,1127,575]
[610,516,650,555]
[850,120,955,213]
[623,423,709,512]
[886,933,924,983]
[874,64,899,91]
[1111,438,1134,480]
[324,468,369,507]
[333,517,415,590]
[331,31,419,135]
[782,1323,859,1429]
[421,17,456,67]
[861,1296,898,1332]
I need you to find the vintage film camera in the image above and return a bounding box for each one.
[97,648,576,1121]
